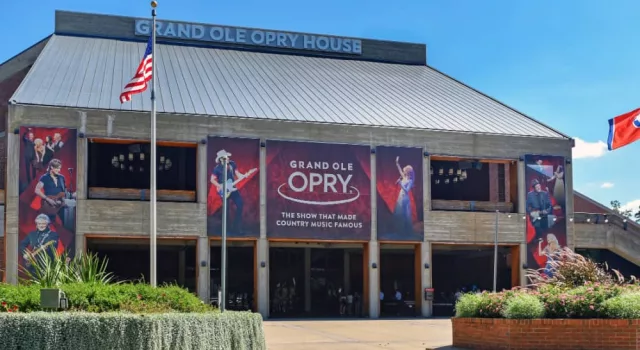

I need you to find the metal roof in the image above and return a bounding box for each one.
[11,35,566,138]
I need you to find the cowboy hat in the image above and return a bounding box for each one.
[215,149,232,163]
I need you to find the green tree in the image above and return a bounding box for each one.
[611,200,640,223]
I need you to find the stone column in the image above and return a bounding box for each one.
[517,160,526,215]
[420,241,432,317]
[197,236,210,302]
[520,243,528,286]
[256,237,269,318]
[5,131,19,284]
[564,159,575,249]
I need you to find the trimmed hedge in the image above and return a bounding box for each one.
[0,283,213,313]
[0,311,265,350]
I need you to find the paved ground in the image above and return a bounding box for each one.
[264,318,459,350]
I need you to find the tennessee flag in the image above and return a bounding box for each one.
[608,107,640,151]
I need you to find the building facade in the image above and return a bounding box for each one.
[5,10,627,319]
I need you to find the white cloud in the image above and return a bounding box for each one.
[600,182,614,189]
[572,137,608,159]
[621,199,640,212]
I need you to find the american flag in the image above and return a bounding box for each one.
[120,36,153,103]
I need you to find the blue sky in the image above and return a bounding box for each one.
[2,0,639,211]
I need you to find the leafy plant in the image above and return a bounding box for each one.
[501,293,545,319]
[525,247,626,288]
[20,249,117,287]
[602,293,640,319]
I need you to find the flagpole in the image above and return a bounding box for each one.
[150,0,158,288]
[221,156,228,312]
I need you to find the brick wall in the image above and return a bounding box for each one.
[574,193,609,214]
[453,318,640,350]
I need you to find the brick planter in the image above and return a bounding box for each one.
[452,317,640,350]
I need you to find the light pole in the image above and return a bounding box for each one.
[220,156,229,312]
[493,209,498,292]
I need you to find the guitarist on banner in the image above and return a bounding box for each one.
[19,214,63,274]
[526,179,554,241]
[210,149,257,234]
[34,158,75,226]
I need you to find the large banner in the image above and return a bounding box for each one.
[376,146,424,241]
[18,127,77,276]
[266,140,371,240]
[206,136,260,237]
[524,154,567,275]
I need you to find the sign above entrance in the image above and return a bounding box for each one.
[134,20,363,55]
[266,140,371,240]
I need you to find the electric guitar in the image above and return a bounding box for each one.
[40,192,75,215]
[23,240,55,267]
[217,168,258,199]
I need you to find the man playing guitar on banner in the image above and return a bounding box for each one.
[526,179,554,241]
[210,149,257,234]
[34,158,75,226]
[18,214,63,273]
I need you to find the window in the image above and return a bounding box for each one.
[88,140,196,202]
[430,160,490,201]
[498,164,506,202]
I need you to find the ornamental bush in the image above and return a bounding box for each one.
[602,293,640,319]
[0,283,214,313]
[501,293,545,319]
[0,311,265,350]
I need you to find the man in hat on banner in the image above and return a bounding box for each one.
[210,149,256,234]
[526,179,554,240]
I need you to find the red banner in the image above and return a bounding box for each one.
[18,127,77,276]
[266,140,371,240]
[206,136,260,237]
[376,146,424,241]
[524,154,567,274]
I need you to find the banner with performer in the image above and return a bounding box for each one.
[266,140,371,240]
[376,146,424,241]
[206,136,260,237]
[524,154,567,276]
[18,127,77,276]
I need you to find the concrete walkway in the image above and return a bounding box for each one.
[264,318,458,350]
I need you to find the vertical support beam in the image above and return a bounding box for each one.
[424,153,431,211]
[517,160,526,216]
[362,242,369,316]
[75,135,88,256]
[489,163,499,202]
[368,241,380,318]
[178,248,186,286]
[420,241,432,317]
[510,245,519,289]
[256,237,269,318]
[564,159,575,249]
[196,143,208,205]
[196,236,210,302]
[519,243,528,287]
[5,130,19,284]
[344,249,350,292]
[304,247,311,312]
[413,243,422,314]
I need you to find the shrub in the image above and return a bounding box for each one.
[21,249,116,287]
[525,247,626,288]
[455,291,516,318]
[0,283,214,313]
[602,293,640,319]
[538,282,627,318]
[0,311,265,350]
[501,293,545,319]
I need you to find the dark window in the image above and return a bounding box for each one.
[88,141,196,201]
[498,164,506,202]
[430,160,490,201]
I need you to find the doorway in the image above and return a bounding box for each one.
[379,244,419,317]
[86,237,197,292]
[210,241,255,311]
[432,244,515,316]
[269,243,365,318]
